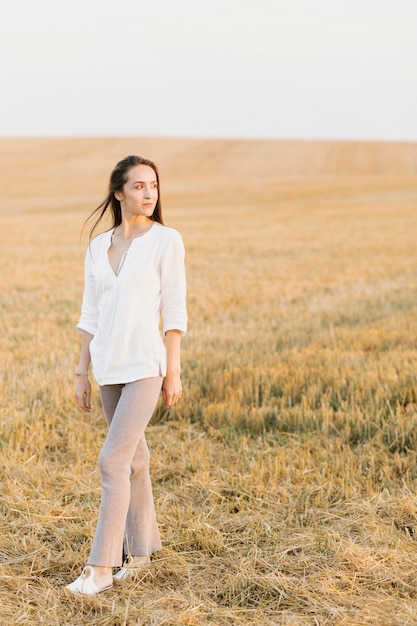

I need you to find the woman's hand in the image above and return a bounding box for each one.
[75,376,92,412]
[162,372,182,409]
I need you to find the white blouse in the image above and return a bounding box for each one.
[76,222,187,385]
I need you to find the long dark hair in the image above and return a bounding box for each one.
[86,155,164,239]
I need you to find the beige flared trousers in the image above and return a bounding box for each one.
[88,377,163,567]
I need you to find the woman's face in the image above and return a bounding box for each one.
[116,164,158,219]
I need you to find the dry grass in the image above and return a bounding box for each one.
[1,137,417,625]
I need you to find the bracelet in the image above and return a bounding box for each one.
[75,371,89,376]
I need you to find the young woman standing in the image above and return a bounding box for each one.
[66,155,187,595]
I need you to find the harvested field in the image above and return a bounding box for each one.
[1,137,417,625]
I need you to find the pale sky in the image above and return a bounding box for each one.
[0,0,416,140]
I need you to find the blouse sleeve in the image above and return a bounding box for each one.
[160,230,188,336]
[76,247,99,336]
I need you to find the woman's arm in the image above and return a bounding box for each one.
[162,329,182,409]
[160,231,187,409]
[74,330,94,413]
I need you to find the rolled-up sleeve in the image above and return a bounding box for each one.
[160,231,188,336]
[76,248,98,336]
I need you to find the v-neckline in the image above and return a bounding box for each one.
[107,223,156,277]
[107,232,131,278]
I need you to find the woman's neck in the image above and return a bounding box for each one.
[116,216,154,240]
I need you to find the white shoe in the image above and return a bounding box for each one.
[65,565,113,595]
[113,555,150,581]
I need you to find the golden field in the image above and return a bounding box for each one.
[1,137,417,625]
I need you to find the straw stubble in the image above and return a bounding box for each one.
[0,137,417,625]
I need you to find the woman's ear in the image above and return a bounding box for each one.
[114,191,122,202]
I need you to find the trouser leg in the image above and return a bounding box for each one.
[88,376,163,567]
[123,435,160,557]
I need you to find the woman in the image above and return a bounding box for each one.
[66,155,187,595]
